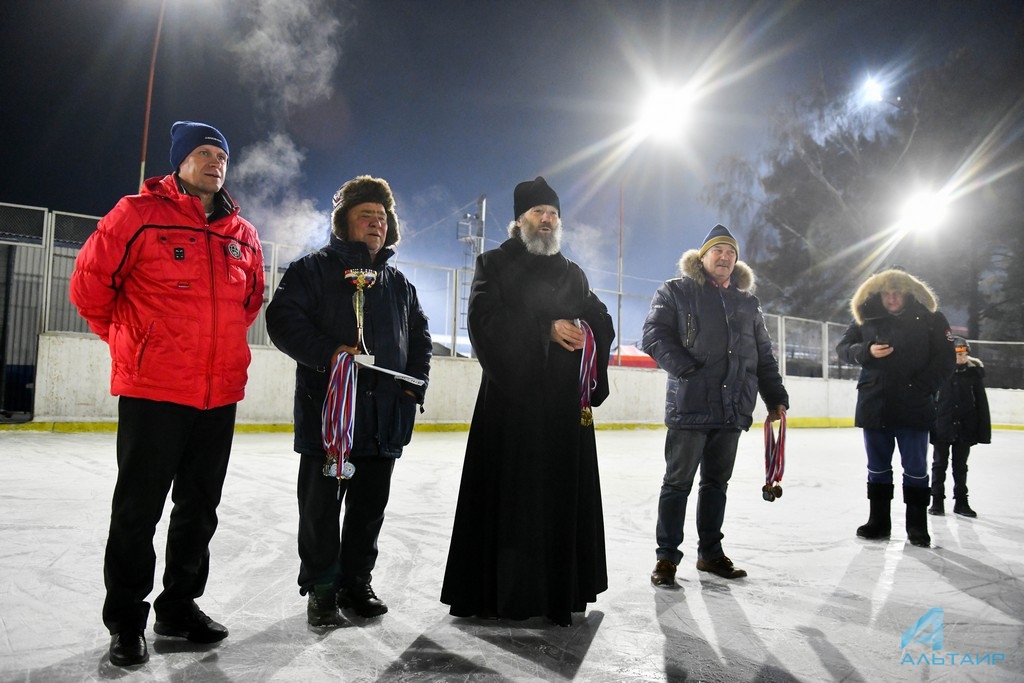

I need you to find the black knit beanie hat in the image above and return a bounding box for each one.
[513,176,560,219]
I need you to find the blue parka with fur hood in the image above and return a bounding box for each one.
[836,268,955,430]
[641,249,788,431]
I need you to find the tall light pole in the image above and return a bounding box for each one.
[139,0,167,191]
[616,182,624,364]
[614,83,694,364]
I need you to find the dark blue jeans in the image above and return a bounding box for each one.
[656,428,741,565]
[863,428,929,488]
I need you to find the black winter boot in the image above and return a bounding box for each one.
[905,486,931,547]
[307,583,343,627]
[856,483,893,540]
[928,495,944,516]
[953,497,978,518]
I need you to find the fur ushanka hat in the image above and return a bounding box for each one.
[331,175,401,248]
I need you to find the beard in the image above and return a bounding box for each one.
[521,223,561,256]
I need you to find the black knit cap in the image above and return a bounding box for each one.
[698,223,739,259]
[513,176,560,219]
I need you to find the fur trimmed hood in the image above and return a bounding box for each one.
[679,249,756,293]
[850,268,938,325]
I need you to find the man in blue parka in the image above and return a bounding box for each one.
[641,224,788,587]
[266,175,431,627]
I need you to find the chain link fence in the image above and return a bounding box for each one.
[2,201,1022,417]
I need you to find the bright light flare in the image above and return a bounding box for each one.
[859,73,903,109]
[863,77,885,103]
[898,190,949,233]
[633,85,696,143]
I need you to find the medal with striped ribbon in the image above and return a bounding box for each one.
[578,320,598,427]
[322,352,357,498]
[762,413,786,501]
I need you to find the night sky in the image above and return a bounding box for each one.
[2,0,1021,321]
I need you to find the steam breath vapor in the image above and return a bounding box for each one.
[228,0,346,251]
[563,220,616,280]
[233,134,328,252]
[231,0,343,112]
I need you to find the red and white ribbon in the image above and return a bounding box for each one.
[579,320,598,416]
[763,412,786,489]
[322,351,357,477]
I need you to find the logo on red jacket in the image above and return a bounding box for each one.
[228,242,242,259]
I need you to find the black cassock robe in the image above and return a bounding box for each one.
[441,238,615,626]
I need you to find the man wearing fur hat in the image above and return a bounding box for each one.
[928,336,990,518]
[70,121,265,666]
[266,175,431,627]
[441,176,615,626]
[641,224,788,586]
[836,267,955,547]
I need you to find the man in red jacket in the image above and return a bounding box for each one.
[70,121,264,667]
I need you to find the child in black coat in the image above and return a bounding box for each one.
[929,337,991,517]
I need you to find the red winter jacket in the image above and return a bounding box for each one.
[70,174,265,410]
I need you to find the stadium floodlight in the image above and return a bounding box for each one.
[863,77,885,103]
[899,190,949,233]
[862,74,904,110]
[633,84,696,143]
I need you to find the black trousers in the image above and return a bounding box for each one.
[296,452,394,593]
[931,442,972,500]
[102,397,236,634]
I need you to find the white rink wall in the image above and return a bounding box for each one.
[31,333,1024,427]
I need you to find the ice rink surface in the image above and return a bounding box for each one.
[1,427,1022,682]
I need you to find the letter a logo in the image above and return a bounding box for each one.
[901,608,944,651]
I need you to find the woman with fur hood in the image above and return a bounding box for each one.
[929,337,991,518]
[836,267,955,548]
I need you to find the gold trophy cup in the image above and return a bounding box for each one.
[345,268,377,362]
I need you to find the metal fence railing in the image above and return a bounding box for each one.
[2,201,1022,417]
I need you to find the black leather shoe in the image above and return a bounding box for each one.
[154,605,228,643]
[109,631,148,667]
[338,582,388,618]
[696,555,748,579]
[650,559,678,587]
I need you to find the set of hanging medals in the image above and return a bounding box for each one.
[322,268,376,491]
